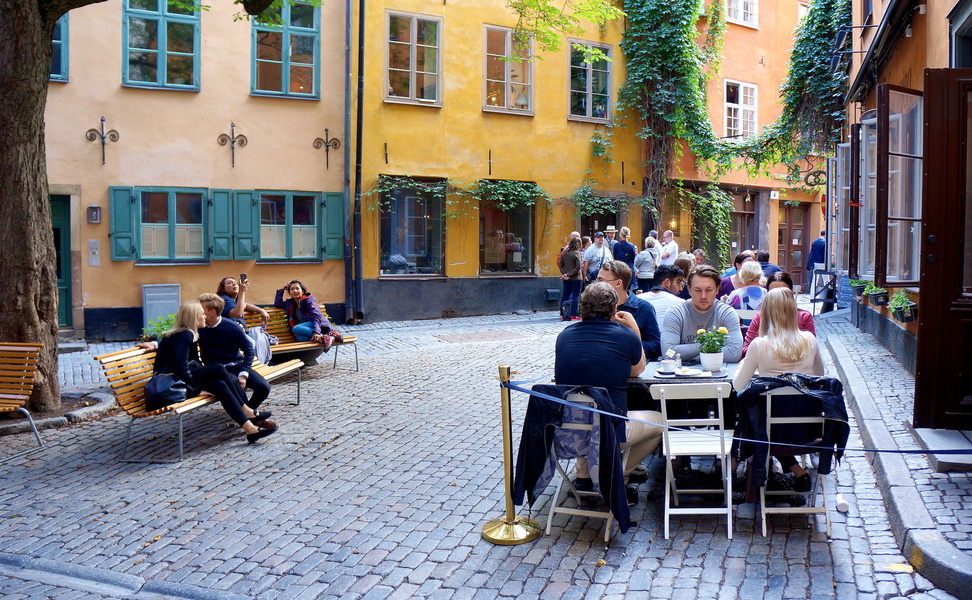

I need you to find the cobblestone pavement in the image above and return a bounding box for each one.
[0,310,959,598]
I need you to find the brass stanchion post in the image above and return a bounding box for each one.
[482,364,541,545]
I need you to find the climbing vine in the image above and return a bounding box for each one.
[364,175,552,218]
[682,185,733,268]
[472,179,550,211]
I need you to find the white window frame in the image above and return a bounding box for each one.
[567,40,611,123]
[482,26,533,114]
[385,11,442,106]
[726,0,758,28]
[724,80,757,139]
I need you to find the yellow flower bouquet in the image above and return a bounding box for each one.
[696,326,729,354]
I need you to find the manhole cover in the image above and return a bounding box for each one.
[435,331,525,343]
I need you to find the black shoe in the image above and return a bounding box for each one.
[625,484,639,506]
[793,474,812,492]
[250,411,272,421]
[628,465,649,484]
[573,477,594,492]
[246,426,277,444]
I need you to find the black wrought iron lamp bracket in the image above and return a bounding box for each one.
[85,117,119,165]
[313,128,341,169]
[217,123,248,168]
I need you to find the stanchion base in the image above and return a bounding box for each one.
[481,515,542,545]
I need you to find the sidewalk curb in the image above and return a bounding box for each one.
[826,335,972,599]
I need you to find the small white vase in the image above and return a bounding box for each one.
[699,351,723,372]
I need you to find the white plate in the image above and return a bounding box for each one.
[674,367,702,377]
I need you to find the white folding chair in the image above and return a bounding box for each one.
[760,387,831,537]
[735,309,757,336]
[648,382,734,540]
[545,391,629,542]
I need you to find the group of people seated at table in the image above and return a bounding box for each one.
[556,256,823,502]
[141,276,343,446]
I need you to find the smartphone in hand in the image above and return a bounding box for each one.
[240,273,247,283]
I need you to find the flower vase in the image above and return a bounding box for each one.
[700,352,723,372]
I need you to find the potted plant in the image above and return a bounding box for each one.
[864,282,889,306]
[696,326,729,372]
[138,314,175,342]
[849,279,867,299]
[889,290,918,323]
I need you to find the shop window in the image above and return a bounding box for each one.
[569,42,610,121]
[484,27,531,113]
[123,0,199,89]
[834,142,852,274]
[252,1,319,97]
[480,196,533,274]
[386,12,441,104]
[379,180,445,275]
[859,116,877,278]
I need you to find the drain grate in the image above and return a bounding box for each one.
[435,331,525,343]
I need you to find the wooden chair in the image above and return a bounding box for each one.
[759,387,831,537]
[649,382,734,540]
[0,343,45,462]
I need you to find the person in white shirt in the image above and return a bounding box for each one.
[732,286,824,491]
[659,230,678,266]
[582,231,614,282]
[637,264,685,328]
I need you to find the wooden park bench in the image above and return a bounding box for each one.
[0,343,45,463]
[245,306,359,371]
[96,347,303,463]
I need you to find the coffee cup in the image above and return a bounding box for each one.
[659,359,676,373]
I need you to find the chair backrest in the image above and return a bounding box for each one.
[762,387,826,452]
[735,309,757,324]
[648,381,732,428]
[561,392,596,431]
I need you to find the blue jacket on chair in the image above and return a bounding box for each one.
[512,384,632,534]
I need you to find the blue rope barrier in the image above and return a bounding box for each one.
[501,380,972,456]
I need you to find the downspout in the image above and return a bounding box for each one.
[342,0,353,324]
[351,0,365,322]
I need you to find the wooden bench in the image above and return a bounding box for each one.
[245,306,359,371]
[0,343,45,462]
[95,347,304,463]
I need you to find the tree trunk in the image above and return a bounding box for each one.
[0,1,99,412]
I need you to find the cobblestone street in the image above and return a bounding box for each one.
[0,310,961,599]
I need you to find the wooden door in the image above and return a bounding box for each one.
[777,203,808,287]
[915,69,972,429]
[50,195,71,328]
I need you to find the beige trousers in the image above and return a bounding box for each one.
[575,410,664,478]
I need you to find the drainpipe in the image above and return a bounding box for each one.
[342,0,353,324]
[351,0,365,322]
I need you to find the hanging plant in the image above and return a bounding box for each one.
[363,175,477,219]
[242,0,275,15]
[678,184,733,269]
[473,179,549,211]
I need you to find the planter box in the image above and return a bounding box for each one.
[868,291,889,306]
[851,283,866,299]
[892,302,918,323]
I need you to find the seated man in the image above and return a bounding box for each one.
[661,265,743,363]
[555,282,663,503]
[197,293,271,410]
[637,264,685,328]
[597,260,661,361]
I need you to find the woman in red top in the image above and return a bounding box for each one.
[741,271,815,356]
[274,280,342,348]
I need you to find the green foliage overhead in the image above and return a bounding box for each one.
[364,175,551,219]
[508,0,625,56]
[682,185,733,269]
[473,179,549,211]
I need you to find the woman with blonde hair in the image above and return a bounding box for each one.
[725,260,767,310]
[732,287,823,489]
[151,301,277,444]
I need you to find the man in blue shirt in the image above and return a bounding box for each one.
[597,261,661,361]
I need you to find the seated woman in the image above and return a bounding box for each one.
[217,276,269,330]
[732,287,824,491]
[274,280,342,348]
[152,301,277,444]
[725,260,767,310]
[719,251,756,297]
[742,271,815,355]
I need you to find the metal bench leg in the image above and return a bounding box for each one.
[0,408,46,463]
[295,368,302,406]
[120,415,183,464]
[332,344,339,369]
[354,343,359,372]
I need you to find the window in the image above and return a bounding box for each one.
[860,117,877,278]
[729,193,756,255]
[484,27,532,113]
[51,14,68,81]
[876,87,923,285]
[727,0,758,27]
[725,80,757,139]
[123,0,199,89]
[569,43,610,121]
[252,1,319,97]
[386,13,440,104]
[379,180,444,275]
[260,192,320,259]
[479,189,534,274]
[834,143,852,274]
[109,188,344,262]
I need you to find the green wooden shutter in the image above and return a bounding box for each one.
[233,190,260,260]
[209,189,233,260]
[109,186,137,260]
[322,192,345,259]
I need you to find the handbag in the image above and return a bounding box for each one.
[144,373,188,412]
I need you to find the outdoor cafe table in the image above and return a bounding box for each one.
[627,361,741,426]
